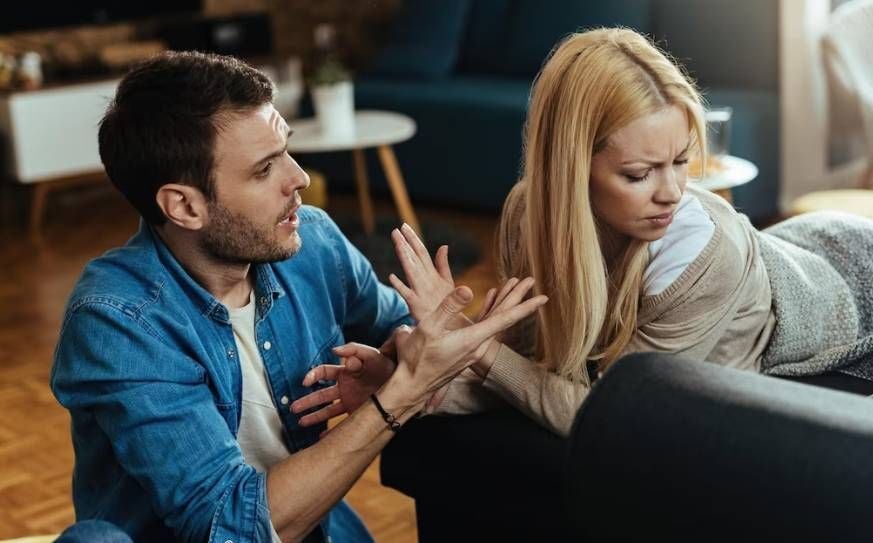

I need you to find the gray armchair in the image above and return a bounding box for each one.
[382,353,873,542]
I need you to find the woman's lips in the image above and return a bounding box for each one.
[645,212,673,227]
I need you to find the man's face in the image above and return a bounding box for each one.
[203,103,309,264]
[589,105,691,242]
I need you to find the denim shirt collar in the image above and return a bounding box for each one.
[139,220,286,324]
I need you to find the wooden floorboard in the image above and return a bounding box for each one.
[0,182,498,541]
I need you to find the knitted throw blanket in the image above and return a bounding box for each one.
[757,211,873,381]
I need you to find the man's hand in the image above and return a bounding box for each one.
[291,344,396,427]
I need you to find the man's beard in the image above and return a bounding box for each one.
[201,201,300,264]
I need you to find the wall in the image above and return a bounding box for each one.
[779,0,867,210]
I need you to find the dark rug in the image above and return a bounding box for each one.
[332,215,481,284]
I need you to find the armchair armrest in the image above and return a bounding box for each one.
[381,409,571,542]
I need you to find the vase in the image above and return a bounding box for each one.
[311,81,355,139]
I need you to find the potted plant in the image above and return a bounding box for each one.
[308,24,355,139]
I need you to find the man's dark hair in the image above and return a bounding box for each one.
[98,51,274,225]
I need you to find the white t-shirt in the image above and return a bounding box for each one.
[643,191,715,296]
[228,292,288,542]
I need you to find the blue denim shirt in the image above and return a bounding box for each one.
[51,206,411,542]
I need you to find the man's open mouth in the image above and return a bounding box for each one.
[277,203,301,227]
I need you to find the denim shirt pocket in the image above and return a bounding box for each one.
[311,325,343,370]
[283,325,344,420]
[303,326,344,398]
[283,325,344,451]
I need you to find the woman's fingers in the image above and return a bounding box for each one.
[455,292,548,351]
[391,229,422,287]
[435,245,453,282]
[388,273,415,301]
[476,287,498,322]
[400,223,435,271]
[492,277,536,313]
[490,277,520,312]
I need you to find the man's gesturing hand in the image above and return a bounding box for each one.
[293,279,547,427]
[291,344,396,427]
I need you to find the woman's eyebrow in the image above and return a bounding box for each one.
[620,142,692,166]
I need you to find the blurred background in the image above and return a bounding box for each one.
[1,0,871,541]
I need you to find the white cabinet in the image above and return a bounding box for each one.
[0,79,119,183]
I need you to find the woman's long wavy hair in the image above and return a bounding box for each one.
[499,28,707,384]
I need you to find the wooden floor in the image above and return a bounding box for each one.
[0,182,500,541]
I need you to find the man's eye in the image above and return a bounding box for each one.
[259,161,273,177]
[674,158,690,165]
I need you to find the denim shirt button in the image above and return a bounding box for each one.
[263,340,272,350]
[227,349,235,358]
[280,395,289,405]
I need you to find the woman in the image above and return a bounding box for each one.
[296,28,873,437]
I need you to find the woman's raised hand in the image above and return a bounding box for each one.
[389,223,457,322]
[390,279,547,401]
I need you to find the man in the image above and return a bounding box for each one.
[51,52,544,542]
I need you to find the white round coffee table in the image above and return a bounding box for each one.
[692,155,758,204]
[287,110,419,235]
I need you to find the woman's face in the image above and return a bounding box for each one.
[589,105,691,242]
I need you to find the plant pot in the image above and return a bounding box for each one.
[311,81,355,139]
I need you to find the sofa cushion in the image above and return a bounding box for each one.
[357,75,532,111]
[366,0,472,80]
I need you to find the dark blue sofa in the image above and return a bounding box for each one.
[301,0,780,223]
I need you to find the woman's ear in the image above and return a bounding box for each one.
[155,184,209,230]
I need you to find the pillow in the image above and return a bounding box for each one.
[366,0,472,80]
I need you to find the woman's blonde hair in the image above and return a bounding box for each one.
[499,28,707,383]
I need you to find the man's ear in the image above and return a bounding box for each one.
[155,184,209,230]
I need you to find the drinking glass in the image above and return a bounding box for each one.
[705,106,733,160]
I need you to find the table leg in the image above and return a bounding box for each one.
[377,145,421,236]
[28,183,49,243]
[26,172,108,243]
[352,149,376,235]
